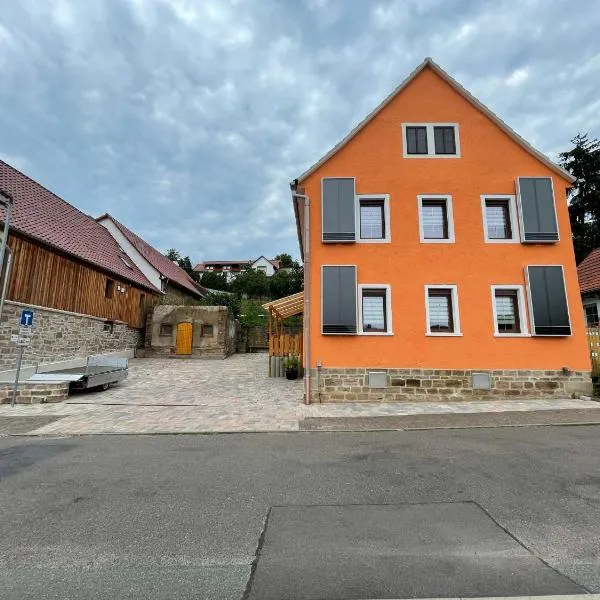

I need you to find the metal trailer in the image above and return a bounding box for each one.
[28,355,128,392]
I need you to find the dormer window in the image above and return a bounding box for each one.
[402,123,460,158]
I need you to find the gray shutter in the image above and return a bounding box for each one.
[322,266,357,334]
[322,178,356,242]
[527,265,571,335]
[518,177,559,242]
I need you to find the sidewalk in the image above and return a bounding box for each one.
[1,396,599,435]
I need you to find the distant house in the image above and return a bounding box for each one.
[194,257,279,281]
[97,214,205,304]
[0,159,160,370]
[577,249,600,326]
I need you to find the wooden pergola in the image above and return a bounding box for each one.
[262,292,304,376]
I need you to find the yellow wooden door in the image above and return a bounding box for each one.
[176,322,193,355]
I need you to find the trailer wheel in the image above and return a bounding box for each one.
[101,383,110,391]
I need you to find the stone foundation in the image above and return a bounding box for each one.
[0,301,142,371]
[311,367,593,403]
[0,382,69,404]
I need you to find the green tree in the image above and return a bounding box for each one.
[273,253,295,268]
[239,299,268,326]
[199,271,230,291]
[177,256,198,281]
[231,267,270,298]
[199,292,240,317]
[165,248,181,262]
[560,133,600,263]
[269,266,303,299]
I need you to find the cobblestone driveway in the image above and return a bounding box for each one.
[0,354,597,435]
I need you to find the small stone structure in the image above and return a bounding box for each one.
[0,301,141,371]
[0,382,69,405]
[144,304,236,359]
[311,367,593,403]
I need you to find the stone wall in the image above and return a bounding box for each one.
[310,367,593,403]
[159,284,201,306]
[144,304,236,359]
[0,382,69,404]
[0,301,141,371]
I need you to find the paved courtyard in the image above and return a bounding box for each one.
[0,353,598,435]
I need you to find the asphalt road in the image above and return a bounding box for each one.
[0,427,599,599]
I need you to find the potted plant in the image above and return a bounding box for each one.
[283,356,300,380]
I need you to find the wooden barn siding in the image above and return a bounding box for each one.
[5,234,156,328]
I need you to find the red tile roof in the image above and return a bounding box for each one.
[578,249,600,294]
[0,159,158,292]
[99,214,205,298]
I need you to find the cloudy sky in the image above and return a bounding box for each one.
[1,0,599,263]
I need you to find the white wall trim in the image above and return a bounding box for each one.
[355,194,391,243]
[358,284,393,335]
[490,285,530,336]
[97,217,163,289]
[418,195,455,244]
[401,123,461,158]
[480,194,520,243]
[424,284,461,336]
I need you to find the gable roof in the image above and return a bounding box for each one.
[293,57,575,185]
[97,214,205,298]
[251,255,278,268]
[0,159,158,292]
[577,249,600,294]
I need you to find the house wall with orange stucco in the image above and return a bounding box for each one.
[301,66,590,380]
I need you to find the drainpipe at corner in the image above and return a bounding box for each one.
[292,190,311,405]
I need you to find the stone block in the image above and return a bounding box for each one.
[406,379,421,387]
[391,378,406,387]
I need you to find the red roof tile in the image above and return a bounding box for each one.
[0,159,158,292]
[578,249,600,294]
[100,215,204,298]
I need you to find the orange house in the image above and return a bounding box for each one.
[291,58,592,404]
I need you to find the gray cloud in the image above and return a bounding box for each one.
[0,0,598,261]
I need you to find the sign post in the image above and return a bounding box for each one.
[11,309,34,407]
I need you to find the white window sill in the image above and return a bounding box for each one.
[426,332,463,337]
[357,238,391,244]
[484,238,520,244]
[420,239,455,244]
[494,333,531,337]
[404,154,461,159]
[359,331,393,336]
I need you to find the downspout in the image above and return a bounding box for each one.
[0,247,12,320]
[292,189,311,404]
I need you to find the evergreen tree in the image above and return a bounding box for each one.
[559,133,600,263]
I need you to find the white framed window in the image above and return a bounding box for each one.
[481,195,519,243]
[402,123,460,158]
[355,194,390,243]
[490,285,529,336]
[425,285,461,336]
[418,195,454,243]
[358,284,392,335]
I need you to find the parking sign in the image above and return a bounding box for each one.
[20,309,34,327]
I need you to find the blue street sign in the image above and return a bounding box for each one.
[20,309,34,327]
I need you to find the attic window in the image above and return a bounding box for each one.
[120,256,134,269]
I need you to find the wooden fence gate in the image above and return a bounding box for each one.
[587,327,600,378]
